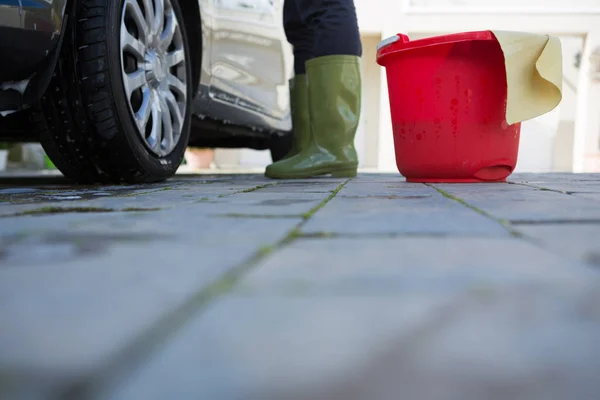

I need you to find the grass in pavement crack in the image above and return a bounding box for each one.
[61,179,350,400]
[281,227,303,244]
[279,180,349,244]
[508,182,571,195]
[300,180,347,220]
[241,184,274,193]
[297,231,337,239]
[427,184,522,237]
[218,183,278,198]
[114,187,173,198]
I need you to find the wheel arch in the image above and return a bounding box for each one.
[177,0,202,94]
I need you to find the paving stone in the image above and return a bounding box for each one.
[75,206,303,241]
[0,186,167,207]
[3,172,600,399]
[433,182,600,222]
[338,180,426,198]
[0,211,298,380]
[0,175,277,211]
[515,223,600,267]
[1,208,301,265]
[351,173,405,182]
[239,237,598,295]
[573,192,600,202]
[0,187,189,216]
[303,186,509,236]
[0,197,180,218]
[511,180,600,195]
[531,182,600,194]
[107,283,600,400]
[0,184,329,218]
[105,294,455,400]
[0,200,126,218]
[510,172,600,183]
[187,191,328,216]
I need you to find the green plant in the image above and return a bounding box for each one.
[0,142,10,150]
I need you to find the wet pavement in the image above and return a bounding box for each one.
[1,172,600,400]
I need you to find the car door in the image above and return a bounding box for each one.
[207,0,291,131]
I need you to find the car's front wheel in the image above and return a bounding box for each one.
[34,0,193,183]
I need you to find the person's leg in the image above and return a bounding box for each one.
[283,0,315,75]
[265,0,362,179]
[305,0,362,59]
[269,0,313,163]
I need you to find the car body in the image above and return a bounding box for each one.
[0,0,293,182]
[0,0,68,114]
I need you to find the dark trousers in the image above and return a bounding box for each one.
[283,0,362,75]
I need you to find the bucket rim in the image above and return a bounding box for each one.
[376,30,497,66]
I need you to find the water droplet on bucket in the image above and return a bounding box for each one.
[451,98,459,106]
[416,134,422,140]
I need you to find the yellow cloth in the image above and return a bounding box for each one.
[491,30,563,125]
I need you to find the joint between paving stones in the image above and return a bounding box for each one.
[57,179,351,399]
[217,182,279,198]
[512,218,600,225]
[0,206,164,218]
[426,184,523,237]
[300,181,347,220]
[293,231,515,240]
[508,181,578,196]
[214,213,302,219]
[103,187,175,199]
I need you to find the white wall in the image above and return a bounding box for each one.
[409,0,600,9]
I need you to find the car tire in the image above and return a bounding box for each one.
[34,0,193,183]
[269,132,293,162]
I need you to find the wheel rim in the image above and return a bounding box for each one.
[120,0,187,156]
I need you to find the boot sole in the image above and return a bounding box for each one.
[266,166,357,179]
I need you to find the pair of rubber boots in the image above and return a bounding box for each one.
[265,55,361,179]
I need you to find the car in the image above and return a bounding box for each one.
[0,0,293,183]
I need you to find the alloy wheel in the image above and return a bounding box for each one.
[120,0,187,156]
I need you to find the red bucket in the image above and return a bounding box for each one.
[376,31,521,183]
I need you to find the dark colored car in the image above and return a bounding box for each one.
[0,0,293,182]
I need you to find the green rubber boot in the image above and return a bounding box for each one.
[265,55,361,179]
[278,75,310,161]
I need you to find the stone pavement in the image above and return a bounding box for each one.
[1,172,600,400]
